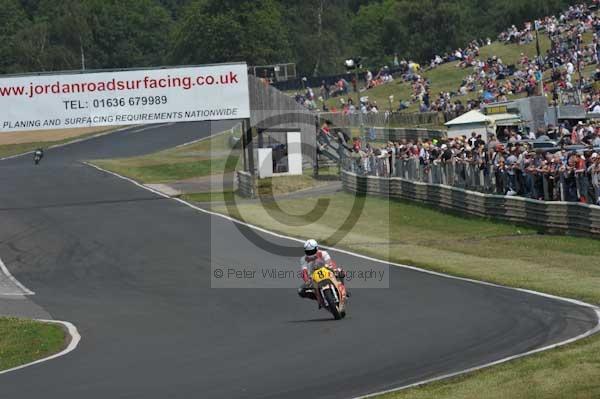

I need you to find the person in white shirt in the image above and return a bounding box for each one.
[590,102,600,113]
[567,62,575,76]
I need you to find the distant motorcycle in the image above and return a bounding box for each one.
[306,265,348,320]
[33,149,44,165]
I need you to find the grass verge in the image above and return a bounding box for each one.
[91,129,337,196]
[90,131,242,184]
[211,192,600,398]
[379,332,600,399]
[180,174,331,203]
[0,317,66,371]
[93,157,237,183]
[257,174,328,196]
[182,191,237,203]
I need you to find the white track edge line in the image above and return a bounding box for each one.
[0,257,34,296]
[83,161,600,397]
[0,319,81,376]
[129,123,174,134]
[172,123,241,149]
[354,307,600,398]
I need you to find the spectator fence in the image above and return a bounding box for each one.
[343,152,599,204]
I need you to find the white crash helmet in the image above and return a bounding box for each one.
[303,239,318,256]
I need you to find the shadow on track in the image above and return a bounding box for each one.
[287,317,341,323]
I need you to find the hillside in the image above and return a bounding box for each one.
[323,37,553,114]
[321,30,596,117]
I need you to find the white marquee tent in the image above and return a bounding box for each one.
[445,110,521,140]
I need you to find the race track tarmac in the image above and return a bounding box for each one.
[0,121,597,399]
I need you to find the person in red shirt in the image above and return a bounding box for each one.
[575,155,589,202]
[352,137,362,153]
[320,121,331,137]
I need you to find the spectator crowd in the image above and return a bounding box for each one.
[295,2,600,119]
[336,121,600,205]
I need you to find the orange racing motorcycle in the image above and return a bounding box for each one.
[305,265,348,320]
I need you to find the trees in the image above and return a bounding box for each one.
[351,0,580,66]
[171,0,290,66]
[281,0,353,76]
[0,0,172,73]
[84,0,173,69]
[0,0,29,73]
[0,0,586,76]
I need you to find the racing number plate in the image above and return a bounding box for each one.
[312,267,332,284]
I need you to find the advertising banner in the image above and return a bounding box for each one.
[0,63,250,132]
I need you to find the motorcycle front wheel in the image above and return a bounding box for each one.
[324,289,342,320]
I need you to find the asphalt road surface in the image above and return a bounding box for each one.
[0,121,597,399]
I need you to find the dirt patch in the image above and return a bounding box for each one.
[0,126,123,145]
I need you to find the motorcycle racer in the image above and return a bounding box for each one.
[298,239,348,303]
[33,148,44,165]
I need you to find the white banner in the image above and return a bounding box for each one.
[0,63,250,132]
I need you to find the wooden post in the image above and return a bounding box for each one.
[245,124,255,177]
[241,118,249,172]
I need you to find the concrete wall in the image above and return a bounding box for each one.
[341,171,600,237]
[341,127,446,142]
[319,111,447,128]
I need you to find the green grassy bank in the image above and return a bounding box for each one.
[91,130,242,183]
[0,318,67,371]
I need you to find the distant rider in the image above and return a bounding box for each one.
[33,148,44,164]
[298,239,348,304]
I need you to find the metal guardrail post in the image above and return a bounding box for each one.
[465,164,472,190]
[542,175,550,201]
[421,163,428,183]
[457,162,466,188]
[441,163,447,185]
[409,158,417,180]
[470,164,479,190]
[434,163,442,184]
[400,159,406,179]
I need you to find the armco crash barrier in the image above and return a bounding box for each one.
[237,170,255,198]
[341,170,600,237]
